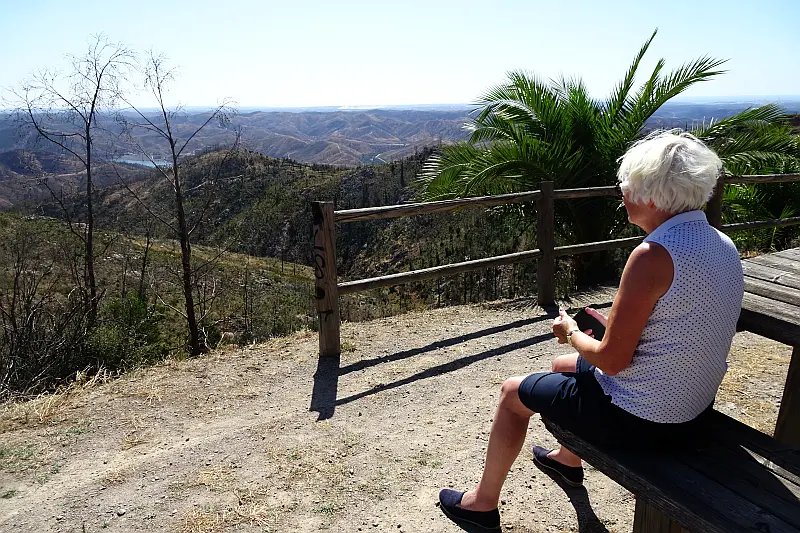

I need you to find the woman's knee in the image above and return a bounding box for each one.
[551,353,579,373]
[499,376,532,415]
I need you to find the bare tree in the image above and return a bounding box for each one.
[118,52,235,356]
[12,35,133,321]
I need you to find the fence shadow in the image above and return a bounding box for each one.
[335,331,552,407]
[339,312,557,376]
[310,353,340,421]
[311,299,612,420]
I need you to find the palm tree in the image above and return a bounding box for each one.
[693,105,800,251]
[417,30,800,284]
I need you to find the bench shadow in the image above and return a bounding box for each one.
[532,463,611,533]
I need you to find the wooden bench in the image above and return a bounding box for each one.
[544,411,800,533]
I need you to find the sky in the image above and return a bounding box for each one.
[1,0,798,108]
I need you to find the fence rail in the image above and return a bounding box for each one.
[313,173,800,356]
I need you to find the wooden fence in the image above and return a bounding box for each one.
[313,173,800,356]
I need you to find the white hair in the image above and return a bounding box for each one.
[617,131,722,212]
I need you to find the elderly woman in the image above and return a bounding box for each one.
[438,132,744,531]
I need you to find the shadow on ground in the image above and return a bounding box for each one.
[532,459,612,533]
[310,311,558,420]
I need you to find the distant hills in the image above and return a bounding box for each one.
[0,108,472,170]
[1,99,798,171]
[0,99,798,210]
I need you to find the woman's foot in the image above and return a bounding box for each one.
[456,489,498,512]
[532,446,584,487]
[438,489,501,531]
[546,446,582,467]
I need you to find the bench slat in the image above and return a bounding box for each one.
[742,262,800,291]
[677,441,800,528]
[703,410,800,483]
[747,254,800,277]
[739,293,800,346]
[744,277,800,307]
[544,414,800,533]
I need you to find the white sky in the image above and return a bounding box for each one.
[2,0,798,108]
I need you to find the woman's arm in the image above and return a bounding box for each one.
[553,242,673,375]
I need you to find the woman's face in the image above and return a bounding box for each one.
[622,190,650,229]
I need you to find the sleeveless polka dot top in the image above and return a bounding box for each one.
[594,210,744,423]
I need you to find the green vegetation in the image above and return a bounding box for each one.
[417,30,800,281]
[0,212,315,399]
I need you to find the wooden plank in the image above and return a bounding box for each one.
[774,248,800,262]
[552,186,620,199]
[747,254,800,277]
[722,216,800,233]
[554,236,645,257]
[633,499,690,533]
[775,348,800,450]
[544,418,799,533]
[676,441,800,527]
[744,277,800,307]
[688,437,800,500]
[704,410,800,483]
[537,181,556,307]
[337,248,542,295]
[312,202,341,357]
[742,262,800,291]
[706,178,724,229]
[739,309,800,354]
[724,174,800,184]
[741,291,800,325]
[333,190,542,223]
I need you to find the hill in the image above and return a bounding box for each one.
[0,109,471,171]
[89,147,552,321]
[0,300,791,532]
[4,101,798,177]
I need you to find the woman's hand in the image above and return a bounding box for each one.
[553,309,590,344]
[584,307,608,327]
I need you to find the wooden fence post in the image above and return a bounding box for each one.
[312,201,341,357]
[537,181,556,307]
[707,176,724,229]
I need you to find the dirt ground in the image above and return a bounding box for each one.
[0,294,793,533]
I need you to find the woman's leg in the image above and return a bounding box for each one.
[458,376,534,512]
[551,353,579,373]
[547,354,583,467]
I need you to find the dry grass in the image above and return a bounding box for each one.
[101,467,131,486]
[121,415,150,450]
[0,369,111,431]
[196,467,235,492]
[180,489,276,533]
[717,334,791,434]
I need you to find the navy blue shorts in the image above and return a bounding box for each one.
[518,357,711,449]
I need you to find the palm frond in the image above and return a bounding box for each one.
[604,29,658,124]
